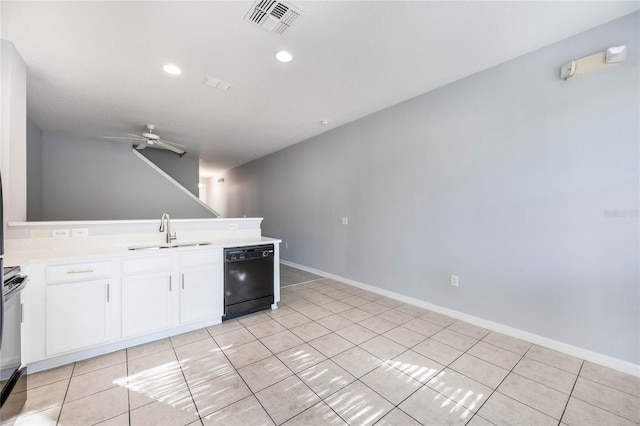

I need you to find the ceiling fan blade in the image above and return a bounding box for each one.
[135,140,148,150]
[104,136,143,140]
[157,138,186,149]
[127,133,144,139]
[155,140,186,156]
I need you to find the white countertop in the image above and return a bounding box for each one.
[4,236,281,267]
[8,217,262,227]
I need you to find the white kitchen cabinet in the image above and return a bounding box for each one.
[121,272,174,338]
[21,243,264,370]
[121,256,175,338]
[179,250,223,324]
[46,279,112,356]
[180,265,222,323]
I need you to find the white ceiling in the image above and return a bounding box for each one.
[2,1,638,175]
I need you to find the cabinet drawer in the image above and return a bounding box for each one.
[180,249,222,268]
[46,261,112,283]
[123,255,173,275]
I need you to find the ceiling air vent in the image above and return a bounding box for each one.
[245,0,302,35]
[203,76,231,90]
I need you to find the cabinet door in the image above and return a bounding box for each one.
[180,265,222,324]
[46,280,111,356]
[122,273,173,338]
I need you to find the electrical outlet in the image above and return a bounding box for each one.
[52,229,70,238]
[450,275,459,287]
[71,228,89,237]
[30,229,50,239]
[342,217,349,225]
[228,223,238,230]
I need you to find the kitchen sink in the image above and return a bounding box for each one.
[128,242,212,251]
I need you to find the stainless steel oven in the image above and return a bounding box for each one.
[0,266,27,423]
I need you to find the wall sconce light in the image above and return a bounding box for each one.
[560,45,628,80]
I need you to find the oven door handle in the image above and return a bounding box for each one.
[0,284,3,353]
[4,276,27,300]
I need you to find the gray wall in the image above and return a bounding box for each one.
[224,13,640,364]
[26,118,43,220]
[40,131,215,220]
[140,149,199,196]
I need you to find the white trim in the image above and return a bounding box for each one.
[26,316,222,374]
[132,149,220,217]
[281,259,640,377]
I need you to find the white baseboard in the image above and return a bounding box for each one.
[27,316,221,374]
[281,259,640,377]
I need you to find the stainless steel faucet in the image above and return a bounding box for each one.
[159,212,177,244]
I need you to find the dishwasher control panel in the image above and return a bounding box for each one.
[225,245,274,262]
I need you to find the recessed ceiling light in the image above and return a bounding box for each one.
[163,64,182,75]
[275,51,293,63]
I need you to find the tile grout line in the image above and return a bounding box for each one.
[374,408,425,426]
[280,277,325,288]
[55,361,76,425]
[275,362,351,425]
[488,345,576,423]
[576,373,640,399]
[201,326,258,420]
[173,333,228,425]
[565,371,640,424]
[420,337,490,422]
[222,299,416,424]
[459,338,529,425]
[125,347,131,426]
[558,360,584,425]
[193,324,299,413]
[209,320,293,425]
[245,320,344,425]
[334,318,440,424]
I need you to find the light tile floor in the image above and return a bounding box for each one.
[5,277,640,426]
[280,264,322,287]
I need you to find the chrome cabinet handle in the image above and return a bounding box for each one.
[106,284,110,302]
[182,274,185,290]
[169,276,172,292]
[67,269,93,274]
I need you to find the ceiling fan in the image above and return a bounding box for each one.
[104,124,187,157]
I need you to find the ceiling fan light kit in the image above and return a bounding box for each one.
[104,124,187,157]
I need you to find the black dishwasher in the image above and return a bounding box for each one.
[223,244,274,320]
